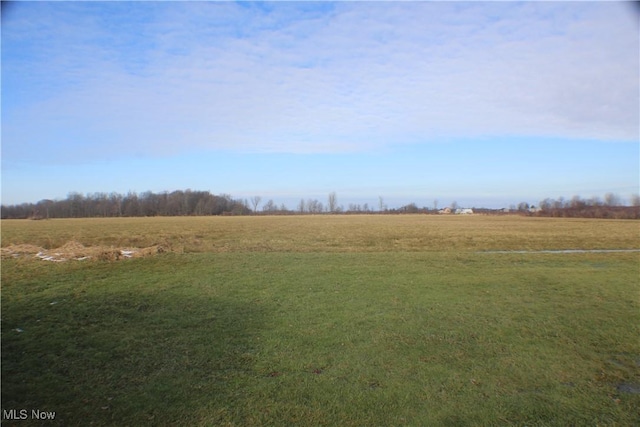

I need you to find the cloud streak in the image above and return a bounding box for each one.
[3,1,638,167]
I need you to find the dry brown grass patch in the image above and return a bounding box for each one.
[2,216,639,255]
[1,240,170,262]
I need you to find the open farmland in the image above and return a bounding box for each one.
[2,215,639,425]
[2,215,640,253]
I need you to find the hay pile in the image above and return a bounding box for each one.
[1,240,167,262]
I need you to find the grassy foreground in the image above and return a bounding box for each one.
[2,216,639,425]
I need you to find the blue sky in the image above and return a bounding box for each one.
[2,1,639,209]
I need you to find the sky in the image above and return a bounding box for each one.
[2,1,639,209]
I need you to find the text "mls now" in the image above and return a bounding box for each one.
[3,409,56,420]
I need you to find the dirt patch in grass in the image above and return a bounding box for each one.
[0,240,169,262]
[617,383,640,394]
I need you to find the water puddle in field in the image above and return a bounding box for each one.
[478,249,640,254]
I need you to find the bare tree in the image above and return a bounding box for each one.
[604,192,621,206]
[250,196,262,213]
[569,195,585,209]
[378,196,386,212]
[630,193,640,207]
[36,199,54,219]
[263,199,276,212]
[586,196,602,206]
[552,197,565,210]
[328,192,337,213]
[307,199,323,213]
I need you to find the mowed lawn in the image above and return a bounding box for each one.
[2,216,639,426]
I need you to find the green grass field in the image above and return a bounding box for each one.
[2,216,639,425]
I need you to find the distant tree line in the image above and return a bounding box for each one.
[1,190,638,219]
[533,193,640,219]
[0,190,252,219]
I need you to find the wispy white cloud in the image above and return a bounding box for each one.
[3,1,638,166]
